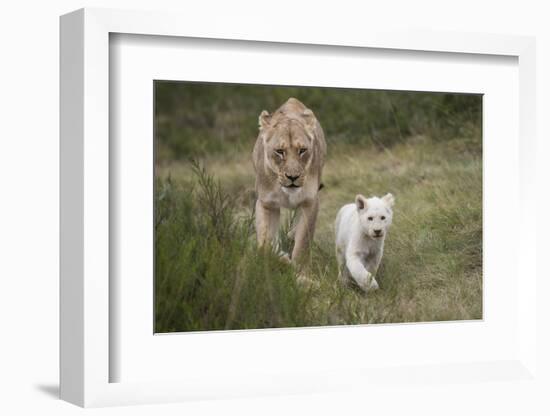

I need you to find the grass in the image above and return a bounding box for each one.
[154,133,482,332]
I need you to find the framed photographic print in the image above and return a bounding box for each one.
[152,81,483,333]
[60,7,538,408]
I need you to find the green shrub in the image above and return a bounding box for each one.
[155,82,481,162]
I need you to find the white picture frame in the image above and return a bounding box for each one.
[60,7,538,408]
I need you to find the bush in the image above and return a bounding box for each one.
[155,82,482,162]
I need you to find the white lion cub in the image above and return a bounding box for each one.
[335,193,395,293]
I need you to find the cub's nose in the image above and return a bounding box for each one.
[374,229,383,236]
[285,174,300,182]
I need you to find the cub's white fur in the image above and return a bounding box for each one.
[335,193,395,293]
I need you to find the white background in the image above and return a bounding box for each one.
[1,1,549,415]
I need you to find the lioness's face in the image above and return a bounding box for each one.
[262,119,313,189]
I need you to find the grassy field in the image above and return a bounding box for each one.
[154,82,482,332]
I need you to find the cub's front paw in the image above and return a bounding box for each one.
[356,273,372,293]
[358,272,379,293]
[369,278,379,291]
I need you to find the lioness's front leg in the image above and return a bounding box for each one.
[291,197,319,263]
[255,199,280,249]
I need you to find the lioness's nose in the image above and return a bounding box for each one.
[374,229,382,236]
[286,174,300,182]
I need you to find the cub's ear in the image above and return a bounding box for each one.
[302,109,316,132]
[258,110,271,129]
[355,194,368,210]
[382,193,395,207]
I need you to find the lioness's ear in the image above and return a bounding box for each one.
[258,110,271,130]
[355,194,368,210]
[302,109,316,132]
[382,193,395,207]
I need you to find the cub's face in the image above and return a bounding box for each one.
[259,110,315,189]
[355,193,395,239]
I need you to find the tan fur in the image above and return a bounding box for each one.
[252,98,327,263]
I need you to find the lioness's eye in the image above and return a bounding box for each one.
[368,217,373,221]
[299,148,307,155]
[275,149,285,157]
[381,216,386,220]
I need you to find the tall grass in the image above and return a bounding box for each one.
[155,162,320,332]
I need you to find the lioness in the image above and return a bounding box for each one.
[252,97,327,263]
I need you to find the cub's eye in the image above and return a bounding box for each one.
[275,149,285,157]
[381,216,386,220]
[299,148,307,156]
[367,217,373,221]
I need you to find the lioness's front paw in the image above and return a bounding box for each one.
[297,272,320,290]
[278,251,291,264]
